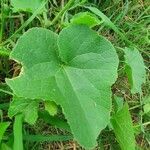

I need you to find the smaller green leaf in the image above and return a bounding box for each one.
[111,103,136,150]
[8,97,39,125]
[143,96,150,115]
[39,111,71,132]
[45,101,58,116]
[0,122,10,144]
[113,95,124,112]
[70,12,101,27]
[124,47,146,94]
[11,0,46,13]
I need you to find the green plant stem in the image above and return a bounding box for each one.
[134,121,150,128]
[129,104,141,110]
[46,0,74,27]
[13,114,23,150]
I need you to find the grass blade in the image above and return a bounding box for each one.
[0,122,10,144]
[23,134,73,142]
[86,6,132,45]
[114,0,129,24]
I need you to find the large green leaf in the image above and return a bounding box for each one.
[6,25,119,148]
[124,47,146,94]
[8,97,39,125]
[111,103,136,150]
[11,0,46,13]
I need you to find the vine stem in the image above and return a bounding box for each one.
[13,114,24,150]
[46,0,74,27]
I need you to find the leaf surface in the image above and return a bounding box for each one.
[6,25,119,148]
[111,103,136,150]
[8,97,39,125]
[124,47,146,94]
[70,12,101,27]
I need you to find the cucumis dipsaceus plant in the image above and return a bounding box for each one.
[6,25,119,148]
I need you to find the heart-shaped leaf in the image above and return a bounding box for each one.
[6,25,119,148]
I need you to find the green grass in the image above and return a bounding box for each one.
[0,0,150,149]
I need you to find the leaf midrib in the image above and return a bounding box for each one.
[55,66,96,141]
